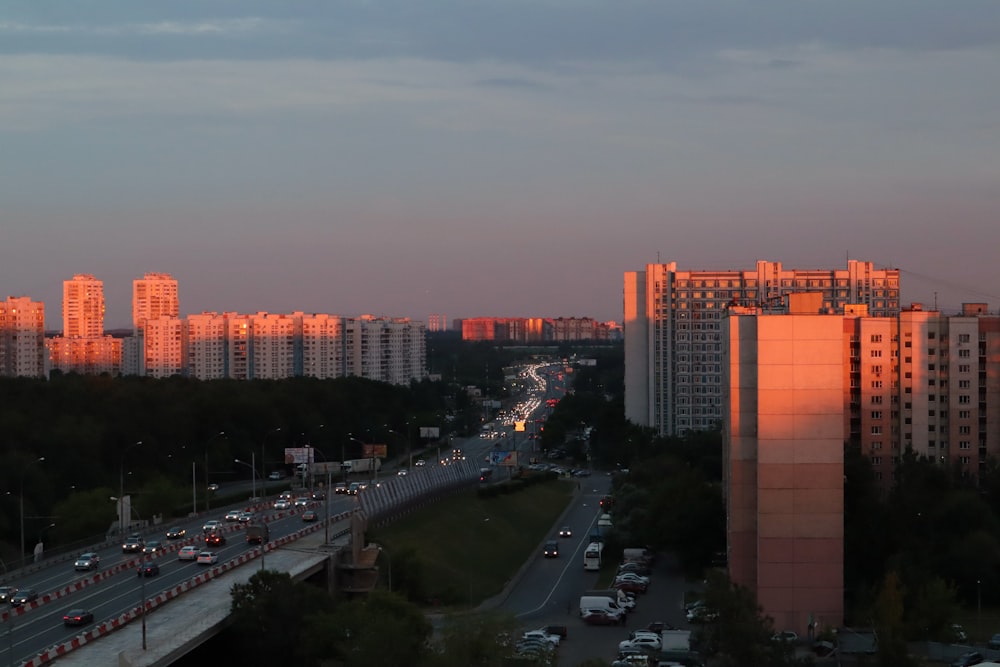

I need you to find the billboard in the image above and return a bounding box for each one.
[419,426,440,439]
[514,421,526,432]
[284,447,315,465]
[489,450,518,467]
[362,443,388,459]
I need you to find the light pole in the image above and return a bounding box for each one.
[386,424,412,471]
[204,431,226,511]
[261,427,281,488]
[19,456,45,562]
[235,455,259,501]
[35,522,56,562]
[308,445,333,544]
[119,441,143,535]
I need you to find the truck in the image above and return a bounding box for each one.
[583,589,635,611]
[344,458,381,474]
[245,523,269,545]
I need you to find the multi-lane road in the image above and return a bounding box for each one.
[1,361,567,666]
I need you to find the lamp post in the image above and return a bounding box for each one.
[119,441,143,535]
[235,455,259,501]
[19,456,45,563]
[308,445,333,545]
[386,424,412,471]
[204,431,226,511]
[260,427,281,488]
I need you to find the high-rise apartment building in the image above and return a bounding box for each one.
[132,273,179,334]
[0,296,46,377]
[186,312,230,379]
[63,274,105,338]
[427,314,447,332]
[142,317,185,378]
[51,274,121,375]
[723,293,845,638]
[624,260,901,436]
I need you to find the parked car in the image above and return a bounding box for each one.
[10,589,38,606]
[63,608,94,627]
[617,561,651,576]
[177,546,199,561]
[522,629,560,646]
[614,572,650,586]
[196,551,219,565]
[165,526,186,539]
[137,562,160,577]
[951,651,984,667]
[614,579,648,595]
[988,633,1000,651]
[74,552,101,571]
[302,510,318,522]
[581,608,624,626]
[619,636,662,652]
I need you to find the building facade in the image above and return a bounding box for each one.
[723,293,845,638]
[133,273,180,377]
[459,316,615,343]
[0,296,46,377]
[62,274,105,339]
[624,259,901,436]
[50,274,121,375]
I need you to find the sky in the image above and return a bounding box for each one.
[2,1,999,328]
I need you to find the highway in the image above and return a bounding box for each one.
[1,361,565,666]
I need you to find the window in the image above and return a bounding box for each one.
[871,411,882,419]
[871,349,882,358]
[872,457,882,466]
[959,349,971,358]
[872,442,882,450]
[959,395,971,404]
[871,426,882,435]
[960,441,971,450]
[871,395,883,404]
[870,334,882,343]
[873,381,883,389]
[959,333,970,343]
[959,364,970,373]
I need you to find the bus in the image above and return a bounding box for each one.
[583,541,603,571]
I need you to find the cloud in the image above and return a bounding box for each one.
[0,17,277,37]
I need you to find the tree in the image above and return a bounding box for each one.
[872,571,916,667]
[432,611,522,667]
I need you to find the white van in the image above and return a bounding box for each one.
[579,595,626,617]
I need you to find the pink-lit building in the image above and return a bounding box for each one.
[0,296,46,377]
[459,316,614,342]
[723,293,844,637]
[50,274,121,375]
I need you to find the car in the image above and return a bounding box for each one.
[987,633,1000,651]
[348,482,361,495]
[274,499,291,509]
[619,636,662,652]
[177,545,200,561]
[628,630,661,642]
[311,491,326,500]
[581,608,625,626]
[224,510,242,521]
[74,552,101,571]
[618,560,652,575]
[137,562,160,577]
[558,526,572,538]
[522,630,560,646]
[165,526,186,539]
[952,651,984,667]
[293,497,310,508]
[204,532,226,546]
[334,483,348,495]
[772,630,798,643]
[614,579,649,595]
[63,608,94,627]
[615,572,650,586]
[543,540,559,558]
[237,511,254,523]
[0,586,16,604]
[267,471,284,481]
[196,551,219,565]
[302,510,318,522]
[414,459,426,467]
[686,605,718,623]
[396,469,408,476]
[122,536,144,553]
[207,483,219,492]
[10,589,38,606]
[143,540,163,554]
[202,520,222,532]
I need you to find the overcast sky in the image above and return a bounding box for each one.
[2,1,999,328]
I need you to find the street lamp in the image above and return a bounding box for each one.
[19,456,45,562]
[386,424,412,470]
[204,431,226,511]
[234,455,259,501]
[119,441,143,535]
[261,427,281,487]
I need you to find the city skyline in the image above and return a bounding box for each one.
[2,1,999,327]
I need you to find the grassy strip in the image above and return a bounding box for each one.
[369,478,576,608]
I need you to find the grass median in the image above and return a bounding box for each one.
[368,476,576,610]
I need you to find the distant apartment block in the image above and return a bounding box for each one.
[49,274,121,375]
[133,272,179,377]
[427,314,447,332]
[0,296,46,377]
[459,317,614,342]
[624,260,901,436]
